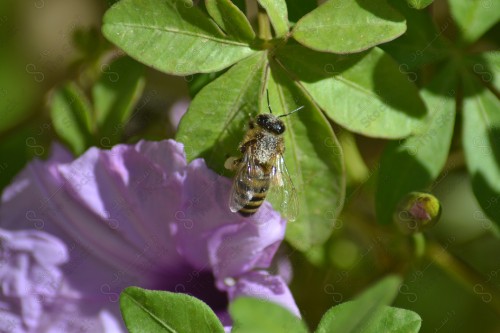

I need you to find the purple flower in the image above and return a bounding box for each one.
[0,140,299,332]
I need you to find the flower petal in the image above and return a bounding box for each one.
[167,99,189,130]
[0,229,126,333]
[0,228,104,332]
[1,140,187,282]
[134,139,187,176]
[226,270,300,317]
[0,141,189,330]
[207,210,285,287]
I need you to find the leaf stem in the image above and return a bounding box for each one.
[426,239,500,315]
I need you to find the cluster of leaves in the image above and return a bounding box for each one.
[101,0,500,252]
[50,56,145,155]
[377,0,500,230]
[120,276,421,333]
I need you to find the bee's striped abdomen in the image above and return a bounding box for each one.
[235,168,270,217]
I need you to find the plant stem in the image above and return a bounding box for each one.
[427,240,500,315]
[412,233,426,259]
[257,5,272,40]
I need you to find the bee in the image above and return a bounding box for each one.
[225,91,303,221]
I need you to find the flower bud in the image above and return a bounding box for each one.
[394,192,442,234]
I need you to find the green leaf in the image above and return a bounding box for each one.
[372,306,422,333]
[317,306,422,333]
[257,0,289,37]
[406,0,433,9]
[267,62,345,250]
[275,45,427,138]
[176,52,267,170]
[316,275,402,333]
[205,0,255,42]
[381,0,449,69]
[376,64,457,225]
[102,0,256,75]
[292,0,406,54]
[361,306,422,333]
[462,73,500,226]
[120,287,225,333]
[448,0,500,43]
[50,83,94,155]
[482,52,500,92]
[230,297,309,333]
[93,56,145,146]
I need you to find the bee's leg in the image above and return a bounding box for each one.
[239,139,257,153]
[224,156,242,171]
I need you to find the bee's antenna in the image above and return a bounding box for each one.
[278,105,304,118]
[266,89,273,114]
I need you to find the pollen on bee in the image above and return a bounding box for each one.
[255,136,278,164]
[224,157,239,171]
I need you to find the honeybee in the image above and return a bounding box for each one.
[225,91,302,221]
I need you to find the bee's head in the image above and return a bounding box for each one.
[256,114,285,135]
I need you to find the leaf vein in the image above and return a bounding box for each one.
[124,292,178,333]
[106,22,249,47]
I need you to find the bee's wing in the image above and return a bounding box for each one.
[228,150,258,213]
[268,155,299,221]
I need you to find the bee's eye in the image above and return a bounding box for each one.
[275,123,285,134]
